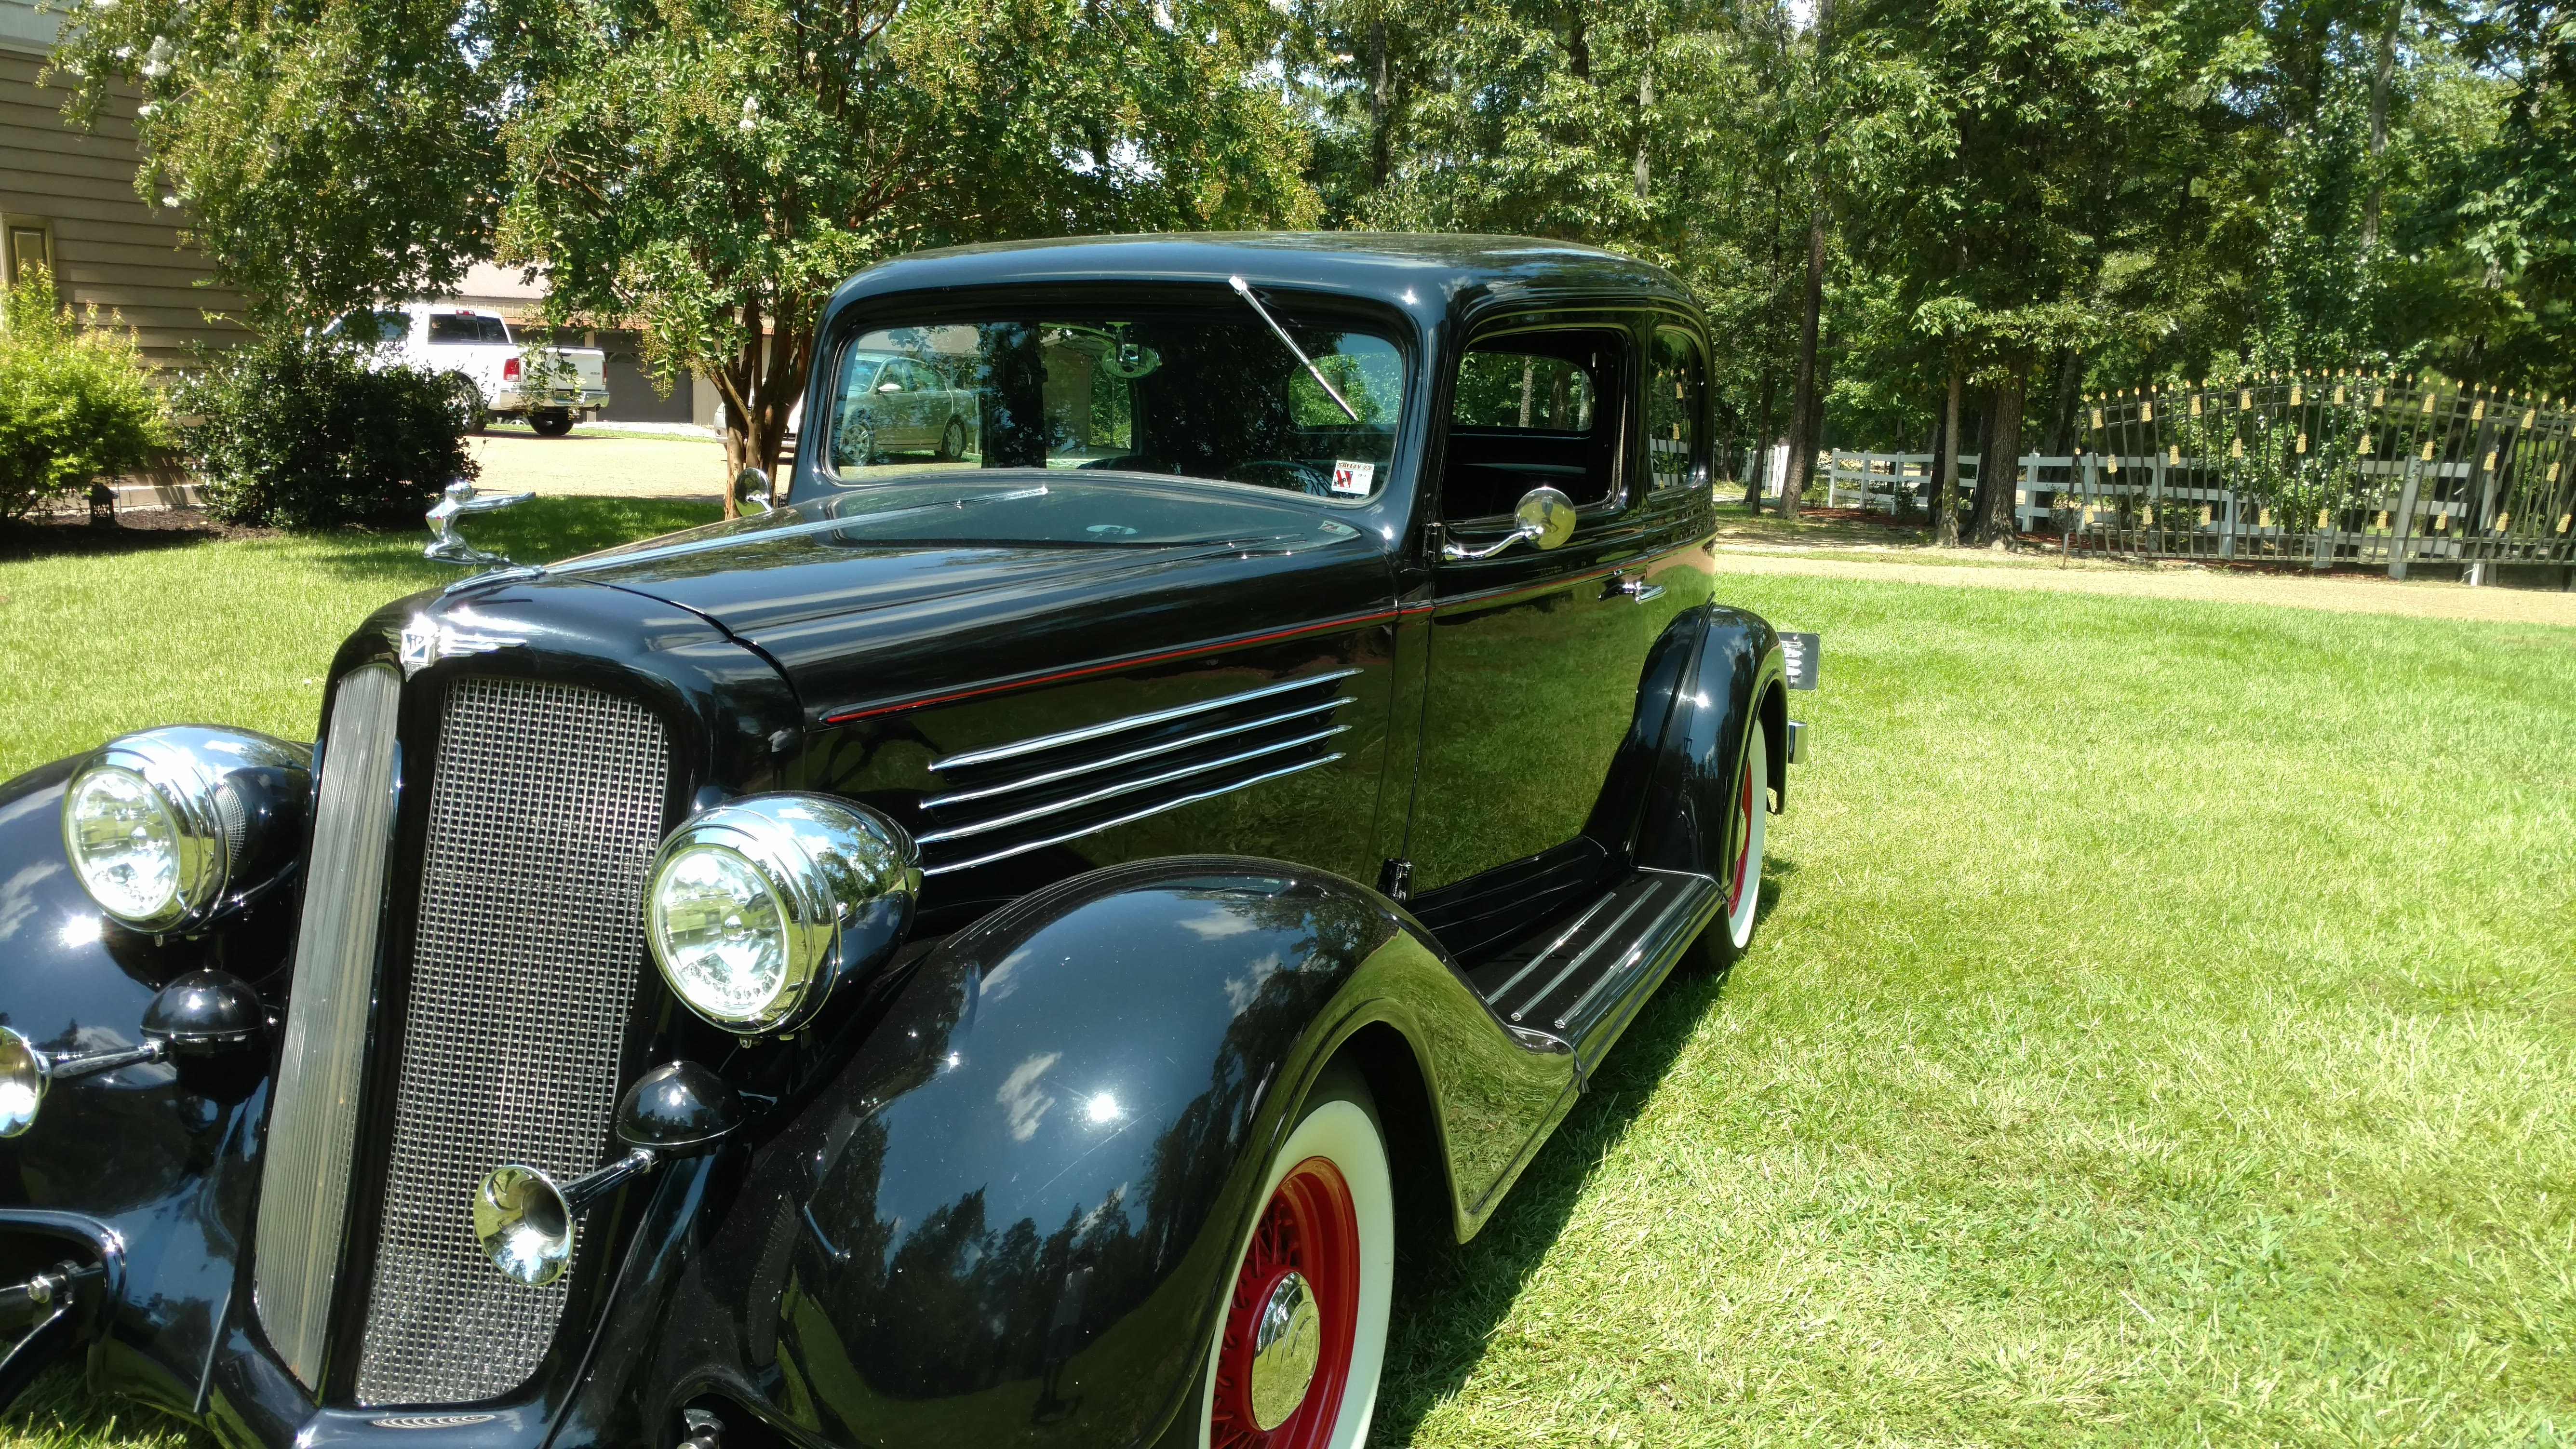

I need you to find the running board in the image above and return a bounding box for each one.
[1464,868,1725,1073]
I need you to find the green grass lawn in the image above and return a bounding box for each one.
[4,502,2574,1446]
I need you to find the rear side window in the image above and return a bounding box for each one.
[1647,326,1705,491]
[428,314,511,345]
[327,309,411,343]
[1443,328,1626,517]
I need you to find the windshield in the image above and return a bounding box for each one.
[820,300,1408,503]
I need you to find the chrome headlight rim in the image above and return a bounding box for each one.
[63,731,250,932]
[643,794,919,1035]
[59,726,309,933]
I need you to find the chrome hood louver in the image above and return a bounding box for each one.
[915,671,1359,875]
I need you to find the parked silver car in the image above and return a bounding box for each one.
[831,352,975,465]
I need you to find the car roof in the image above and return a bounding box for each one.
[822,232,1699,332]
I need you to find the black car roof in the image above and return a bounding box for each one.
[822,232,1700,328]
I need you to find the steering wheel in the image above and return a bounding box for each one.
[1222,459,1334,497]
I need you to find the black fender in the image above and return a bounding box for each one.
[615,857,1571,1449]
[0,756,287,1415]
[1631,605,1787,880]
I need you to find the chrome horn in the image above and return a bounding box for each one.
[473,1061,744,1285]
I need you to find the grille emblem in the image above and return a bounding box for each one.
[398,608,525,679]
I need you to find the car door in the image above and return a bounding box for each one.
[1404,313,1715,957]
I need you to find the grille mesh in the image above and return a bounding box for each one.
[353,677,670,1406]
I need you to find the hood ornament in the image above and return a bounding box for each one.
[425,479,534,567]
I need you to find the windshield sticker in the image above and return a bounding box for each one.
[1331,460,1375,496]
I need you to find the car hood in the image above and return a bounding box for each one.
[543,473,1398,725]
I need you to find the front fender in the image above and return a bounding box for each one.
[0,756,285,1414]
[660,857,1570,1449]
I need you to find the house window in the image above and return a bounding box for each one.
[3,217,55,286]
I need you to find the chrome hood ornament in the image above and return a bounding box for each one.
[425,479,533,567]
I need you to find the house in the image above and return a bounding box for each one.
[0,0,244,362]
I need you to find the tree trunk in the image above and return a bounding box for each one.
[1973,360,2026,545]
[1966,396,1994,531]
[1935,352,1962,547]
[1745,367,1777,508]
[1778,0,1833,521]
[1369,17,1392,187]
[2044,347,2082,456]
[2360,1,2400,255]
[1634,63,1652,201]
[714,295,812,517]
[1781,202,1825,520]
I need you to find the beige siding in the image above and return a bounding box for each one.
[0,37,246,366]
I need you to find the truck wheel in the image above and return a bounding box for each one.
[1683,717,1767,972]
[1195,1062,1391,1449]
[530,408,575,437]
[438,372,486,433]
[938,416,966,461]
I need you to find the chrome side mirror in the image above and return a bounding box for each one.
[425,480,534,566]
[0,1026,168,1138]
[1440,485,1579,561]
[732,468,774,516]
[474,1061,744,1285]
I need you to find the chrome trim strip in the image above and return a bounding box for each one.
[1507,878,1667,1022]
[1481,890,1624,1007]
[922,752,1345,876]
[921,696,1355,809]
[917,726,1348,845]
[1553,873,1719,1030]
[254,662,402,1390]
[932,669,1361,774]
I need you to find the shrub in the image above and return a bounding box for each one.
[0,270,169,522]
[180,330,476,529]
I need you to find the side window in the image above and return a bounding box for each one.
[1647,326,1705,491]
[427,314,509,345]
[1442,328,1626,519]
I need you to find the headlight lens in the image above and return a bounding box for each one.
[649,845,791,1021]
[58,726,311,933]
[65,767,183,925]
[643,795,918,1034]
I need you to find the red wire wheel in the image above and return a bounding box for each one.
[1208,1156,1361,1449]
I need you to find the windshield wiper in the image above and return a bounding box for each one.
[1228,276,1360,422]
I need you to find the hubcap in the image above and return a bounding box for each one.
[1212,1157,1359,1448]
[1248,1270,1321,1428]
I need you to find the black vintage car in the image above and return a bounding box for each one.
[0,234,1814,1449]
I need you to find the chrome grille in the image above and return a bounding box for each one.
[255,663,402,1389]
[353,677,669,1406]
[916,671,1356,875]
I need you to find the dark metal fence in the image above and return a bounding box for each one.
[2066,376,2576,578]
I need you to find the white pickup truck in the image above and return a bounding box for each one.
[330,303,611,436]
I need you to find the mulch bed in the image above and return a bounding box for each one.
[0,507,281,561]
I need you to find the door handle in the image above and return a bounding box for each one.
[1608,574,1665,604]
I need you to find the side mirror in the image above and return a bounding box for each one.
[1440,485,1579,562]
[732,467,774,516]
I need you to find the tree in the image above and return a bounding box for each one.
[56,0,1317,505]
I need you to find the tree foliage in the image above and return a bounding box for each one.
[45,0,2576,523]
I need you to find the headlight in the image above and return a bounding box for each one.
[61,727,311,933]
[644,795,918,1034]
